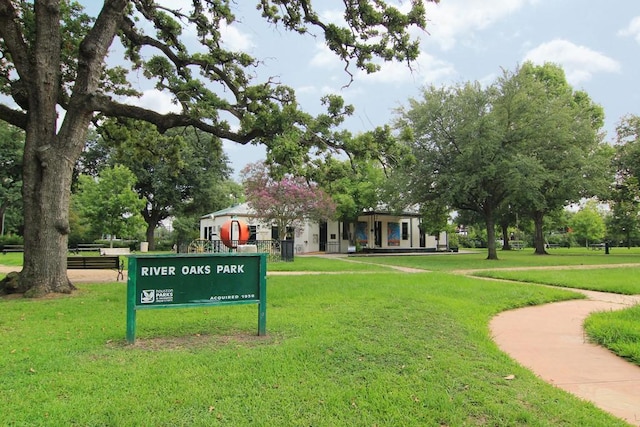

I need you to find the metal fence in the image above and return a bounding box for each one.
[181,239,294,262]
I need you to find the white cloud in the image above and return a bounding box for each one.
[220,22,254,51]
[356,51,456,86]
[123,90,181,114]
[424,0,538,50]
[523,39,621,85]
[309,43,342,69]
[618,16,640,44]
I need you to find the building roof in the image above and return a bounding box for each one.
[201,202,422,221]
[200,203,252,219]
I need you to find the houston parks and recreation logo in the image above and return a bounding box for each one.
[140,289,174,304]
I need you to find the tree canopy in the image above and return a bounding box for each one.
[74,165,146,246]
[0,121,23,236]
[0,0,430,296]
[608,114,640,247]
[82,119,233,249]
[497,62,607,254]
[394,81,510,259]
[392,62,607,259]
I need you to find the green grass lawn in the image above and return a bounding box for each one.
[348,247,640,271]
[471,267,640,294]
[1,249,639,425]
[0,271,629,426]
[0,252,23,266]
[585,305,640,366]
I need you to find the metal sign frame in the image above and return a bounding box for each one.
[126,253,266,343]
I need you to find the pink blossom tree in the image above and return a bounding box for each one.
[241,162,336,240]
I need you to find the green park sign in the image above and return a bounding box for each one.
[126,253,267,343]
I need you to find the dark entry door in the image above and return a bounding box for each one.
[319,222,328,251]
[374,221,382,247]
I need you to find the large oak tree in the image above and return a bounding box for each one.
[0,0,430,296]
[498,63,607,254]
[394,82,512,260]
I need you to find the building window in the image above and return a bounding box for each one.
[402,222,409,240]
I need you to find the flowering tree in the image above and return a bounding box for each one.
[241,162,335,240]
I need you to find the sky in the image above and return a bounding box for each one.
[113,1,640,177]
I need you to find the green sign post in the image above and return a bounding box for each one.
[126,253,267,343]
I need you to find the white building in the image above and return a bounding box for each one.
[200,203,448,254]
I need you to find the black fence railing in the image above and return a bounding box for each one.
[181,239,294,262]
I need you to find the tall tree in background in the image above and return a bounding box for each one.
[87,119,233,250]
[241,162,335,240]
[568,201,606,247]
[394,82,512,260]
[74,165,146,246]
[0,122,24,236]
[609,114,640,247]
[308,156,383,245]
[304,127,407,244]
[498,62,607,254]
[0,0,429,296]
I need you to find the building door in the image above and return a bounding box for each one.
[374,221,382,247]
[319,221,328,251]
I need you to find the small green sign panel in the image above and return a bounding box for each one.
[126,253,266,343]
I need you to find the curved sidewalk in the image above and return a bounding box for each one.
[491,290,640,426]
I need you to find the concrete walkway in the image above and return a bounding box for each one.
[491,289,640,426]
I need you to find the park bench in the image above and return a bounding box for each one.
[510,240,525,250]
[69,243,105,254]
[1,244,24,254]
[589,243,605,250]
[66,255,124,281]
[100,247,131,256]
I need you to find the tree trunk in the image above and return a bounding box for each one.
[501,222,511,250]
[19,133,77,296]
[484,209,498,260]
[532,210,548,255]
[146,222,157,251]
[0,0,127,296]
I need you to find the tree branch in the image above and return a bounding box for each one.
[0,0,31,79]
[0,103,27,129]
[90,94,262,143]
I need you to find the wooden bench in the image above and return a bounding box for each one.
[69,243,105,254]
[67,256,124,281]
[1,244,24,254]
[100,247,131,256]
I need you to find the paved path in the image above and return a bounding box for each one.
[490,289,640,426]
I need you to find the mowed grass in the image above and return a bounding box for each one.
[471,267,640,295]
[585,305,640,366]
[0,252,395,275]
[0,271,629,426]
[351,247,640,271]
[2,249,640,425]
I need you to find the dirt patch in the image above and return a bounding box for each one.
[0,266,125,284]
[110,332,276,351]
